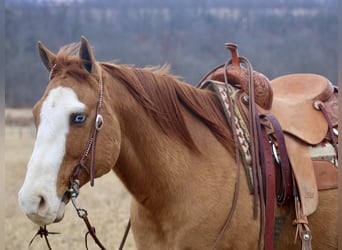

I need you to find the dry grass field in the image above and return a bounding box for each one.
[5,109,136,250]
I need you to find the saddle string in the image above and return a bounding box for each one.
[292,176,312,250]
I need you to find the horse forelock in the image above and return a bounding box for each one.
[102,63,234,154]
[49,43,90,81]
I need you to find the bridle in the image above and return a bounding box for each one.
[63,67,107,249]
[30,66,130,250]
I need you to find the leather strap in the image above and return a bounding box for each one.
[80,211,106,250]
[68,177,107,250]
[119,219,131,250]
[254,109,266,249]
[259,113,295,250]
[260,125,275,250]
[292,177,312,250]
[261,114,292,206]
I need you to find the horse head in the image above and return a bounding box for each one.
[18,37,121,226]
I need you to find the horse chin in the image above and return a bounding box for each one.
[54,201,66,223]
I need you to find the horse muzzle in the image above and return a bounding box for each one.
[23,203,65,225]
[18,189,66,225]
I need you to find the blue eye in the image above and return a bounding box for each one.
[72,114,87,124]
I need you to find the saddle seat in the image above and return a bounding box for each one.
[265,73,334,144]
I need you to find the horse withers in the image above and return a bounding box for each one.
[18,37,337,249]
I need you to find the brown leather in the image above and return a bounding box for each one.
[265,74,334,145]
[312,160,338,190]
[321,86,338,127]
[207,44,273,110]
[284,134,318,216]
[262,73,337,217]
[260,125,275,250]
[260,114,292,206]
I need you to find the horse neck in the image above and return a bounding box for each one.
[104,68,235,212]
[113,92,192,207]
[106,72,200,209]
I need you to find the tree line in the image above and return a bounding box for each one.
[5,0,337,107]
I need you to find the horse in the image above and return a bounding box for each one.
[18,37,337,249]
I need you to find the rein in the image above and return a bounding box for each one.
[198,44,278,249]
[199,44,258,249]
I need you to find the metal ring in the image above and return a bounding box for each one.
[313,100,324,110]
[76,208,88,218]
[242,95,249,105]
[272,143,280,165]
[333,128,338,136]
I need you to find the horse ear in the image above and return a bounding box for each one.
[79,36,97,74]
[38,41,56,72]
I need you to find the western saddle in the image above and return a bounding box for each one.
[197,44,338,250]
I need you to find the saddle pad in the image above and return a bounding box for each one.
[201,80,254,193]
[284,134,318,216]
[269,74,332,144]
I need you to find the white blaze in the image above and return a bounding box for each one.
[18,87,85,225]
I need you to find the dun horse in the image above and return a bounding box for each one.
[18,37,337,249]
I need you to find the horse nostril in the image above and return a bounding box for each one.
[37,195,49,217]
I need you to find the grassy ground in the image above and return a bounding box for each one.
[5,109,135,250]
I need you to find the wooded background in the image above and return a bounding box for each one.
[5,0,337,107]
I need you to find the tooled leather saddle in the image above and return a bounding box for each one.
[197,44,338,250]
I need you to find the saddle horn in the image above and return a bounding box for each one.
[208,43,273,110]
